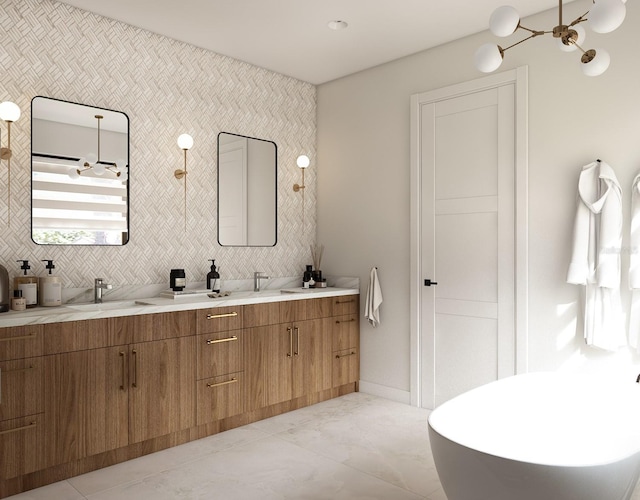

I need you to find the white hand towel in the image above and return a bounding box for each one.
[365,267,383,327]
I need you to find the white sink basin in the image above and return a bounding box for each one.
[65,300,150,312]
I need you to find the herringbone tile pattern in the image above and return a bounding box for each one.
[0,0,317,288]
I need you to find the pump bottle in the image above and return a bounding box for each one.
[39,260,62,307]
[14,260,38,308]
[207,259,221,293]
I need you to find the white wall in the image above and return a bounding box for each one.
[317,2,640,398]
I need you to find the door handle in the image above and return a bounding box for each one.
[119,351,126,390]
[294,326,300,357]
[131,349,138,388]
[287,327,293,357]
[424,279,438,286]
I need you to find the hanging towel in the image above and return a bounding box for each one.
[365,267,383,327]
[567,160,626,351]
[628,173,640,352]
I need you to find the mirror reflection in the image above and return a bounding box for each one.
[31,96,129,245]
[218,132,277,246]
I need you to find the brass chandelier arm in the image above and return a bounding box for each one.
[501,31,545,54]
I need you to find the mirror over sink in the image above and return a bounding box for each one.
[217,132,277,247]
[31,96,130,245]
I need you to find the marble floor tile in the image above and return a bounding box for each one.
[4,481,85,500]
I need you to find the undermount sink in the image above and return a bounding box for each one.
[65,300,150,311]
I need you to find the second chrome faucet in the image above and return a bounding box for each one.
[253,272,270,292]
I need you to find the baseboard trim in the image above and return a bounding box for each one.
[358,380,411,405]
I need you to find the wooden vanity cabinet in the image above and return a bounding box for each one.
[196,306,244,424]
[331,296,360,387]
[244,299,332,411]
[0,326,44,480]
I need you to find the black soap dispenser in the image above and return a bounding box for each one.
[207,260,220,293]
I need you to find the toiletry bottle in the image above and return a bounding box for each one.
[170,269,186,291]
[39,260,62,307]
[11,289,26,311]
[206,260,220,293]
[0,263,9,313]
[303,265,312,288]
[14,260,38,308]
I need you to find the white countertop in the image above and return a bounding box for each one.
[0,287,359,328]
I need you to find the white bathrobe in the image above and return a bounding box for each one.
[567,160,625,351]
[628,173,640,352]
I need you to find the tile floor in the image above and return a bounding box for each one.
[6,392,640,500]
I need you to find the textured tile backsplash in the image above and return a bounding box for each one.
[0,0,317,291]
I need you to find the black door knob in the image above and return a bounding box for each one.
[424,279,438,287]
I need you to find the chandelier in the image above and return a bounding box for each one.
[475,0,627,76]
[69,114,128,180]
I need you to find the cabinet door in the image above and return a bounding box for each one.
[244,325,292,411]
[128,336,195,443]
[292,319,332,399]
[44,346,128,467]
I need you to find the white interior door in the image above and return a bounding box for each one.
[411,69,528,409]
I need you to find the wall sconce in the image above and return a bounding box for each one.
[175,133,193,232]
[293,154,310,192]
[0,101,21,227]
[71,114,128,180]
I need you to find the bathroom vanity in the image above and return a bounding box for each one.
[0,289,359,498]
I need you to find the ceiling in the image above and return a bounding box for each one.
[56,0,571,85]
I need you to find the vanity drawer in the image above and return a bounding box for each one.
[0,414,44,479]
[279,297,332,323]
[333,348,359,387]
[197,330,243,380]
[0,326,43,362]
[243,302,280,328]
[332,296,359,317]
[332,315,359,351]
[0,357,43,422]
[197,372,244,424]
[196,306,243,334]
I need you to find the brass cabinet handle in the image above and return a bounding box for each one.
[119,351,126,391]
[335,319,356,324]
[0,421,37,436]
[206,377,238,388]
[287,327,293,358]
[131,349,138,388]
[206,335,238,345]
[0,333,37,342]
[206,312,238,320]
[294,326,300,357]
[335,299,355,304]
[335,351,356,359]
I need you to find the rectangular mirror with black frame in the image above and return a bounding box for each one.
[31,96,130,245]
[218,132,277,247]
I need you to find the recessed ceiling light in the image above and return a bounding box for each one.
[327,20,348,31]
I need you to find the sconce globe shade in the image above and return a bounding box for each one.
[0,101,21,122]
[474,43,503,73]
[177,133,194,150]
[489,6,520,37]
[296,155,310,169]
[92,162,106,175]
[581,48,610,76]
[120,172,128,182]
[557,24,586,52]
[68,168,80,180]
[116,158,127,170]
[85,152,98,166]
[589,0,626,33]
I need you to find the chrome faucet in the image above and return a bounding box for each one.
[253,272,270,292]
[94,278,113,303]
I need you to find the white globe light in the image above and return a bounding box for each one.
[581,48,610,76]
[85,152,98,165]
[93,163,106,175]
[116,158,127,169]
[0,101,21,122]
[474,43,504,73]
[296,155,310,169]
[119,171,128,182]
[489,6,520,37]
[68,168,80,180]
[177,133,194,150]
[589,0,626,33]
[557,24,586,52]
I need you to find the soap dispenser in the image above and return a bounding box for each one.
[0,263,9,313]
[207,259,221,293]
[14,260,38,308]
[39,260,62,307]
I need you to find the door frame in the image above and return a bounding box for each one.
[409,67,529,408]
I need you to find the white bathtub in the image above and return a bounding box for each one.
[428,372,640,500]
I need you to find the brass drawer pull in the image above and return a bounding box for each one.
[0,421,37,436]
[335,319,356,324]
[294,326,300,357]
[206,335,238,345]
[0,333,37,342]
[206,377,238,388]
[1,365,34,374]
[335,299,355,304]
[131,349,138,388]
[335,351,356,359]
[206,312,238,320]
[287,327,293,358]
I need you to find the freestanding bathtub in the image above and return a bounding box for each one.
[428,372,640,500]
